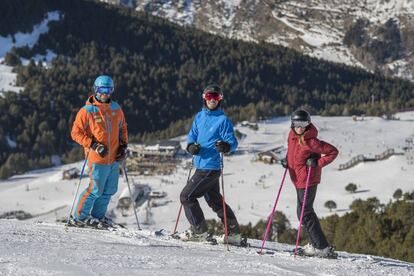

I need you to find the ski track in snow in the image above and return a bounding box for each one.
[0,220,413,275]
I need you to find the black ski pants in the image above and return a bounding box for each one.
[296,185,329,249]
[180,169,240,234]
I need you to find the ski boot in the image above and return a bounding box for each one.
[217,233,247,246]
[175,228,209,242]
[298,243,338,259]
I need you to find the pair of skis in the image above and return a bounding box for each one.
[155,229,248,247]
[66,217,126,231]
[156,229,337,259]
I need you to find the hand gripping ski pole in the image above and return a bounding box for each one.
[172,156,194,235]
[65,149,90,230]
[123,160,142,231]
[294,166,313,257]
[220,153,229,251]
[258,167,288,255]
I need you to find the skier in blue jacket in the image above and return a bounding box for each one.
[179,84,241,244]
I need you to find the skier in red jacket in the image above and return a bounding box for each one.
[281,109,338,258]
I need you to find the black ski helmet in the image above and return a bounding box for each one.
[202,84,222,98]
[291,109,311,128]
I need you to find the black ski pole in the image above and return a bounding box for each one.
[65,149,90,231]
[122,159,142,231]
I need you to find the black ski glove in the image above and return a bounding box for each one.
[116,140,128,161]
[187,143,201,155]
[280,158,288,169]
[215,140,230,153]
[306,158,318,167]
[91,141,107,158]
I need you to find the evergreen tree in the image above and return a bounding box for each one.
[324,200,337,212]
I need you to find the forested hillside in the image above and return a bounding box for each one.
[1,0,414,178]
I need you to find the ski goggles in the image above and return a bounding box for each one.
[292,120,309,128]
[203,91,222,101]
[95,86,114,95]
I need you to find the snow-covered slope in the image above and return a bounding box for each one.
[1,112,414,273]
[0,62,23,94]
[1,219,413,275]
[1,112,414,230]
[0,11,59,95]
[129,0,414,81]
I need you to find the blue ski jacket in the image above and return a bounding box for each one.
[187,108,238,170]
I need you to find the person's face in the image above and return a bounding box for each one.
[97,92,111,102]
[203,91,222,110]
[206,98,219,110]
[294,126,306,135]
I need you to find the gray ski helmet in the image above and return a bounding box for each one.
[291,109,311,128]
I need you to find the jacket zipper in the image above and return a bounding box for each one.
[105,107,111,164]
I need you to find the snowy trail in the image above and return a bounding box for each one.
[0,220,413,276]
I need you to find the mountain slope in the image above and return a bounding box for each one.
[1,219,413,275]
[1,112,414,263]
[2,0,413,179]
[132,0,414,81]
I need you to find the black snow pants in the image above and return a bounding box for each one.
[180,169,240,234]
[296,185,329,249]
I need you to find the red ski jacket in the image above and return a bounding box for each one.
[286,124,338,189]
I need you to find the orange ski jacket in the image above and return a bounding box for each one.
[71,95,128,164]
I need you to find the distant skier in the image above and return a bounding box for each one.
[179,84,242,245]
[70,75,128,228]
[281,109,338,257]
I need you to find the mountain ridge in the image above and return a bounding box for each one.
[113,0,414,81]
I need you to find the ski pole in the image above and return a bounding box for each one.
[258,167,288,255]
[122,159,142,231]
[294,166,313,257]
[220,153,229,251]
[172,205,183,235]
[65,149,90,231]
[172,156,194,235]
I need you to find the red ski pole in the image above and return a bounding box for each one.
[294,166,313,257]
[172,205,183,235]
[172,157,194,235]
[258,167,288,255]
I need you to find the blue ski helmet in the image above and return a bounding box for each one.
[94,75,114,94]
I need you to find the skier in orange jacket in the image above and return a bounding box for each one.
[71,75,128,228]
